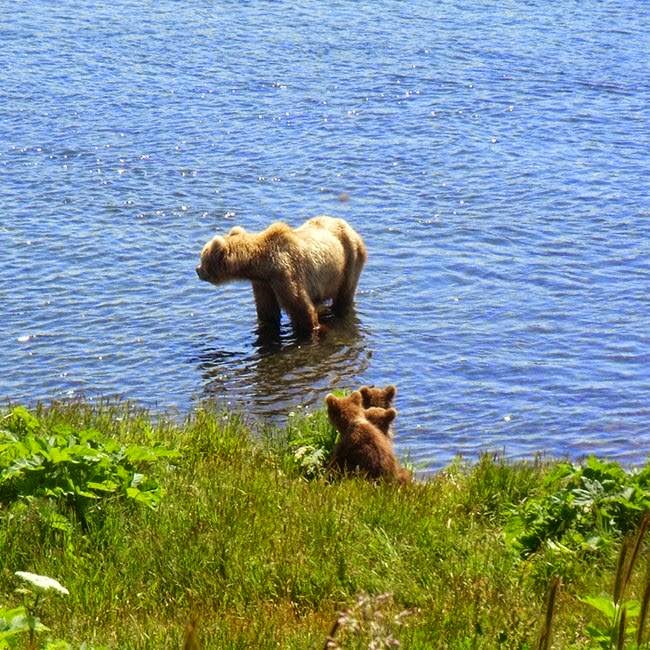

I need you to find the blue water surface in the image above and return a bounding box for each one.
[1,1,649,470]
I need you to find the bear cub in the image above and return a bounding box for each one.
[326,391,410,484]
[360,385,397,437]
[360,384,397,409]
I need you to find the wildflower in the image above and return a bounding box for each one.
[15,571,69,595]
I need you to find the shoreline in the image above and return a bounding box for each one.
[1,399,648,647]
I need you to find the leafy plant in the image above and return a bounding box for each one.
[580,514,650,649]
[505,457,650,557]
[283,405,339,479]
[0,406,178,530]
[536,515,650,650]
[0,605,40,648]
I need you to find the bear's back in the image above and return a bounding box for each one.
[265,218,350,300]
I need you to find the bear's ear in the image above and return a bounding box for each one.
[325,394,345,424]
[211,235,227,251]
[325,393,340,411]
[208,236,228,266]
[365,406,396,432]
[384,385,397,402]
[348,391,363,407]
[228,226,246,236]
[359,386,370,401]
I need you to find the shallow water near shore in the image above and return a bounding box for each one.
[2,1,649,470]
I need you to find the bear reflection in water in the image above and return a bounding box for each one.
[194,311,371,422]
[196,216,367,337]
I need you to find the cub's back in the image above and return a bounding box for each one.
[337,418,399,478]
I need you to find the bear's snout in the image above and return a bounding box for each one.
[196,265,207,281]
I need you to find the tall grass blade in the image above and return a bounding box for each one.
[537,577,560,650]
[615,605,626,650]
[614,537,631,605]
[637,553,650,648]
[623,513,649,599]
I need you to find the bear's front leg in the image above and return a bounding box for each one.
[252,281,281,328]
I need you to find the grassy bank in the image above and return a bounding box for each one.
[1,401,649,649]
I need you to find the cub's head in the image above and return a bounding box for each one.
[196,235,228,284]
[325,391,364,432]
[364,406,397,436]
[359,385,396,409]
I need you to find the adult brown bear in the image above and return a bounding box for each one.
[196,216,366,335]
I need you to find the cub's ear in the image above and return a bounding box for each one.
[325,393,341,423]
[325,394,340,411]
[384,407,397,425]
[359,386,370,400]
[228,226,246,236]
[348,391,363,407]
[385,385,397,402]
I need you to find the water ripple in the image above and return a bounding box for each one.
[1,1,649,470]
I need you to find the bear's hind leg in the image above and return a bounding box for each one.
[332,259,363,315]
[332,236,366,316]
[332,288,355,316]
[274,282,319,335]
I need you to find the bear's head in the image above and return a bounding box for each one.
[359,385,396,409]
[196,235,228,284]
[364,406,397,436]
[325,391,364,433]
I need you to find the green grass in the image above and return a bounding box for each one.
[1,401,649,649]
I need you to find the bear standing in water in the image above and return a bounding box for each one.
[196,216,366,336]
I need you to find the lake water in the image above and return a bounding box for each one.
[2,1,649,470]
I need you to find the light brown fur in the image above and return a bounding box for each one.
[326,391,410,484]
[196,216,367,335]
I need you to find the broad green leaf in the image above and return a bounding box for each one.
[126,487,160,508]
[86,480,119,493]
[579,595,616,620]
[49,446,70,463]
